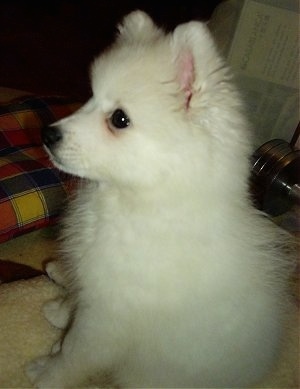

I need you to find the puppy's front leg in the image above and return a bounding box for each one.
[43,260,73,329]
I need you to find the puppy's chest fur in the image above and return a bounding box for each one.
[64,184,213,304]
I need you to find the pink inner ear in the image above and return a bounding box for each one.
[178,50,195,109]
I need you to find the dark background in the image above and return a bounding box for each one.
[0,0,223,101]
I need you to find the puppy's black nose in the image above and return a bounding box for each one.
[42,125,62,148]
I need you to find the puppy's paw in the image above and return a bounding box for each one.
[43,297,71,329]
[45,260,66,287]
[26,355,66,388]
[26,356,49,385]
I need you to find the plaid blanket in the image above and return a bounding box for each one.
[0,96,80,243]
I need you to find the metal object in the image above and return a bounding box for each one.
[251,139,300,216]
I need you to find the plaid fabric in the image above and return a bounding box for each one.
[0,96,81,243]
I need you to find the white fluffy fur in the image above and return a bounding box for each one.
[27,11,293,388]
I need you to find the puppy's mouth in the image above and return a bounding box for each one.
[44,145,88,179]
[42,126,91,179]
[44,145,66,171]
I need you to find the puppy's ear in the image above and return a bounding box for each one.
[117,10,161,42]
[171,21,223,110]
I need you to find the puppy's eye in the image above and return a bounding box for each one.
[110,109,130,130]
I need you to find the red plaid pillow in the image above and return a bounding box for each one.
[0,96,81,243]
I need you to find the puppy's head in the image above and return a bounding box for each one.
[43,11,248,189]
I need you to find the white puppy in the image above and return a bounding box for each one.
[27,10,293,388]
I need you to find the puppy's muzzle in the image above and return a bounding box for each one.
[42,125,62,149]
